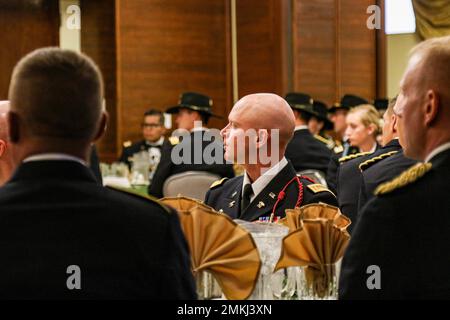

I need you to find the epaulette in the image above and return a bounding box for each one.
[168,136,179,145]
[338,152,372,163]
[123,140,132,148]
[209,177,229,189]
[306,184,336,197]
[359,151,398,171]
[374,162,432,196]
[105,185,171,214]
[333,145,344,154]
[314,134,329,145]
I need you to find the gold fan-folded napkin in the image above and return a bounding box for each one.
[280,203,351,232]
[161,196,261,300]
[275,204,351,298]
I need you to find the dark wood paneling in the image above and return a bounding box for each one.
[293,0,337,105]
[236,0,290,97]
[80,0,117,163]
[116,0,233,146]
[338,0,377,100]
[293,0,378,105]
[0,0,59,100]
[376,0,387,98]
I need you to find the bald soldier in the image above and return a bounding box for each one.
[0,101,15,185]
[205,93,337,222]
[340,36,450,299]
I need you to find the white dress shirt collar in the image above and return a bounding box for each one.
[242,157,289,202]
[369,143,377,154]
[425,142,450,163]
[294,125,309,132]
[146,136,164,147]
[191,127,208,132]
[23,153,87,166]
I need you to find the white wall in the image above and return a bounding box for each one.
[386,34,422,99]
[59,0,80,52]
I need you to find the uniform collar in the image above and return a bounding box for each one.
[242,157,288,203]
[425,142,450,163]
[23,153,87,166]
[369,143,378,153]
[294,125,309,131]
[191,127,208,133]
[145,137,164,147]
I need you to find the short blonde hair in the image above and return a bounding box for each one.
[348,104,382,137]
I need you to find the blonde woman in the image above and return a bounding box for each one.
[345,104,381,153]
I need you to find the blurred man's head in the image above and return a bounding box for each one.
[0,101,15,185]
[330,109,348,139]
[345,104,381,151]
[331,95,368,140]
[142,109,166,142]
[381,97,399,146]
[221,93,295,168]
[8,48,107,162]
[394,36,450,161]
[175,108,206,131]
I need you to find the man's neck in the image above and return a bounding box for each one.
[13,140,90,164]
[423,136,450,162]
[0,161,14,186]
[242,155,283,182]
[294,119,307,127]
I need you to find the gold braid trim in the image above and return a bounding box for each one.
[359,151,398,171]
[338,152,372,163]
[375,162,432,195]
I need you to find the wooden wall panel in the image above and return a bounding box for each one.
[80,0,117,163]
[116,0,232,148]
[338,0,377,100]
[293,0,378,105]
[236,0,290,97]
[0,0,59,100]
[293,0,336,105]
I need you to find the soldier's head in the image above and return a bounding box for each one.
[345,104,381,151]
[8,48,107,162]
[394,35,450,161]
[142,109,166,143]
[221,93,295,167]
[0,101,15,185]
[381,96,399,146]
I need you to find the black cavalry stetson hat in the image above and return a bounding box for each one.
[166,92,219,117]
[312,100,334,131]
[373,98,389,111]
[284,92,317,117]
[329,94,368,113]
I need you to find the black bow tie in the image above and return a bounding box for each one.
[145,142,162,149]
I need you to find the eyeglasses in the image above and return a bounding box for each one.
[142,123,162,128]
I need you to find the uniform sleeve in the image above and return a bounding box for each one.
[339,196,398,300]
[204,189,212,205]
[148,143,173,198]
[326,155,339,194]
[357,173,368,213]
[157,208,197,299]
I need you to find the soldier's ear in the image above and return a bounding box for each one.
[424,89,439,127]
[391,114,398,134]
[256,129,268,148]
[0,140,6,157]
[93,111,108,142]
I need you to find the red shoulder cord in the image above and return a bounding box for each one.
[268,175,315,223]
